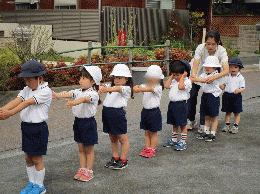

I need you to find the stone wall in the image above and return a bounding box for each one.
[221,25,259,53]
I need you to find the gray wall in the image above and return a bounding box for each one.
[0,9,100,42]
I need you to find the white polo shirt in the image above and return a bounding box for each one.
[224,72,245,93]
[194,44,228,77]
[70,87,99,118]
[169,78,192,102]
[200,71,222,97]
[103,85,131,108]
[140,84,162,109]
[18,82,52,123]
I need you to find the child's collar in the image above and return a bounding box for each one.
[229,72,241,77]
[206,70,218,76]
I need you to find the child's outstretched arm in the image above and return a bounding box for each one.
[65,97,91,108]
[52,91,73,99]
[178,72,188,90]
[98,85,122,94]
[0,97,23,111]
[190,75,205,83]
[134,85,154,93]
[0,98,36,120]
[165,74,174,89]
[234,88,245,94]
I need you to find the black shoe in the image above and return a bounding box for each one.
[197,132,208,140]
[105,157,118,168]
[113,159,128,170]
[205,134,216,142]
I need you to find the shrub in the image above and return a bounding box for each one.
[224,41,240,60]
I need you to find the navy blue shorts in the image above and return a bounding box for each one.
[73,117,98,146]
[167,101,188,127]
[140,107,162,132]
[221,92,243,113]
[102,106,127,135]
[21,121,49,156]
[200,93,220,117]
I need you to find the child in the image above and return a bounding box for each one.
[163,60,192,151]
[98,64,133,170]
[220,58,245,134]
[52,66,102,182]
[0,61,52,194]
[133,65,164,158]
[191,56,222,142]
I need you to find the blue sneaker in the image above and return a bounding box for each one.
[163,139,178,147]
[175,141,187,151]
[28,184,46,194]
[20,182,34,194]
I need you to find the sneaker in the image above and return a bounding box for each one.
[113,159,128,170]
[144,148,156,158]
[80,170,93,182]
[74,168,85,180]
[197,132,208,140]
[198,125,204,133]
[222,125,230,132]
[163,139,178,147]
[205,134,216,142]
[229,126,238,134]
[187,120,197,130]
[20,182,34,194]
[105,157,118,168]
[139,147,149,157]
[28,184,46,194]
[175,141,187,151]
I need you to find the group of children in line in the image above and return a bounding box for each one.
[0,55,245,194]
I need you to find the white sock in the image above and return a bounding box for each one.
[35,168,45,188]
[26,166,36,184]
[211,131,216,136]
[204,126,210,134]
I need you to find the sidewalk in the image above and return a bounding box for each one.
[0,70,260,193]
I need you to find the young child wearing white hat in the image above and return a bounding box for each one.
[133,65,164,158]
[191,56,223,142]
[52,66,102,182]
[98,64,133,170]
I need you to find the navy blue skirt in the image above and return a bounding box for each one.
[73,117,98,146]
[200,93,220,117]
[102,106,127,135]
[167,101,188,127]
[221,92,243,113]
[21,121,49,156]
[140,107,162,132]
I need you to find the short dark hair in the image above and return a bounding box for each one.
[169,60,186,75]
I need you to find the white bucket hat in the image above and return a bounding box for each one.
[83,66,102,85]
[145,65,164,79]
[202,56,222,68]
[110,64,132,77]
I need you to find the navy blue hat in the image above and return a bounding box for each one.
[18,60,46,77]
[180,60,191,77]
[229,58,244,68]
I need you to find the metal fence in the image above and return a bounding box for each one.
[212,15,260,37]
[0,9,100,41]
[102,6,189,46]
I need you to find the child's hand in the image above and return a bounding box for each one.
[133,85,140,93]
[190,75,197,82]
[65,99,73,108]
[182,72,188,78]
[205,76,216,84]
[52,91,58,99]
[98,85,108,94]
[234,90,239,94]
[0,110,12,120]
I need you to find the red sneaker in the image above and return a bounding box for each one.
[139,147,149,157]
[144,148,156,158]
[80,170,93,182]
[74,168,85,180]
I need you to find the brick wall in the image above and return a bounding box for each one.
[221,25,259,53]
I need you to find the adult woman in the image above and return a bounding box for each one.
[187,30,229,132]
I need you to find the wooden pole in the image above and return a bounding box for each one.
[88,41,92,65]
[129,40,133,69]
[166,40,170,77]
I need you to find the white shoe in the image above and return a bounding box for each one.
[198,125,204,133]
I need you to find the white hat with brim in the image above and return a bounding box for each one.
[145,65,164,79]
[83,66,102,85]
[110,64,132,77]
[202,56,222,68]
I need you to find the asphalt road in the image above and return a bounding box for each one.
[0,69,260,194]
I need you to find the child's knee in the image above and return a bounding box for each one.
[118,134,129,144]
[31,156,43,165]
[110,135,118,143]
[25,155,33,165]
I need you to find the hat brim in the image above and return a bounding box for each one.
[202,64,221,68]
[110,73,132,78]
[18,70,46,77]
[229,63,244,68]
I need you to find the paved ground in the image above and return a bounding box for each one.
[0,68,260,193]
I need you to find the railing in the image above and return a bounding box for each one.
[52,40,171,76]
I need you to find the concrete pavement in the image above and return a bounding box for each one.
[0,69,260,193]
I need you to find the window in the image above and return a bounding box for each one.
[16,3,38,10]
[55,5,76,9]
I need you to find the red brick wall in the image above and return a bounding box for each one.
[79,0,145,9]
[0,0,15,10]
[175,0,187,10]
[39,0,54,9]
